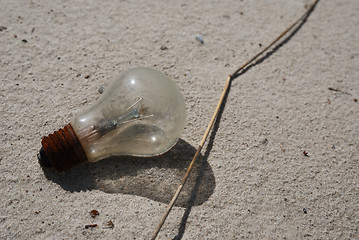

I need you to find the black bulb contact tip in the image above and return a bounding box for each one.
[38,147,52,168]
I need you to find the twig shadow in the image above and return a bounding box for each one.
[174,1,320,239]
[173,78,231,240]
[42,139,215,207]
[232,0,320,79]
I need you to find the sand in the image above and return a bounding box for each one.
[1,0,358,239]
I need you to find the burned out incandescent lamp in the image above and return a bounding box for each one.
[38,67,186,171]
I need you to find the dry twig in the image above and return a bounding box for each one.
[150,1,319,239]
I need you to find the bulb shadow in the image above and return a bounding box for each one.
[42,139,215,207]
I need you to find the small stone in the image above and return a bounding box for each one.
[22,39,28,43]
[303,208,307,214]
[195,34,204,44]
[160,46,168,50]
[35,228,45,234]
[98,85,106,94]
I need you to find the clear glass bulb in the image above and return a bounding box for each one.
[70,67,186,162]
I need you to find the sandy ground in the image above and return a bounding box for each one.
[1,0,358,239]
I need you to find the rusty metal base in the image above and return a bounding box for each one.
[38,123,88,171]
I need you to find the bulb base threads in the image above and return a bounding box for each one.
[38,123,88,171]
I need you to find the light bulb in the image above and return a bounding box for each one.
[38,67,186,171]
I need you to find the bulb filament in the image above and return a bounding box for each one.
[78,98,154,143]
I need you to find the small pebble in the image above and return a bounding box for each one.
[22,39,28,43]
[98,85,106,94]
[160,46,168,50]
[303,208,307,214]
[35,228,45,234]
[195,34,204,44]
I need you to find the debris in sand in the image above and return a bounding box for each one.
[90,210,99,218]
[106,220,114,229]
[85,224,98,229]
[279,144,285,152]
[328,87,351,95]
